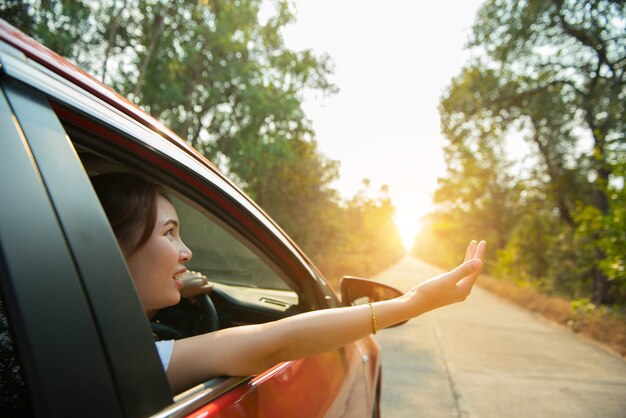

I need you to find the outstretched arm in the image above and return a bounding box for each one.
[167,240,486,392]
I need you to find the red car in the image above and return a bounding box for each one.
[0,19,402,417]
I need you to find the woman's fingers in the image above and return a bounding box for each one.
[474,240,486,261]
[468,241,486,281]
[458,241,486,294]
[465,240,479,262]
[464,240,476,262]
[445,258,482,285]
[458,262,483,290]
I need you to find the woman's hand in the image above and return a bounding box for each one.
[178,271,214,298]
[407,240,486,314]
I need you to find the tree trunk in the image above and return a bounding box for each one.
[586,106,612,305]
[101,0,127,83]
[134,6,169,98]
[530,125,575,227]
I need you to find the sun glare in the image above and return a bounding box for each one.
[395,213,424,252]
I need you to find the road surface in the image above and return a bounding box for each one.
[372,256,626,418]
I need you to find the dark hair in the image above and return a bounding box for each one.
[91,173,166,255]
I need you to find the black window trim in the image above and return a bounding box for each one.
[0,79,123,416]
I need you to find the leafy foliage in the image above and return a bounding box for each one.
[415,0,625,305]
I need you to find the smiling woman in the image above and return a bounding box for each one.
[124,196,191,311]
[91,174,192,311]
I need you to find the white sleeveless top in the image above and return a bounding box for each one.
[155,340,174,371]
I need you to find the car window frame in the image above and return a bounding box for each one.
[54,100,329,311]
[55,104,334,415]
[60,116,331,415]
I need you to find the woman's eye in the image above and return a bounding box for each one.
[165,229,175,237]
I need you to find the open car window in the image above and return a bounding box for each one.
[71,131,309,404]
[172,196,292,292]
[169,194,300,312]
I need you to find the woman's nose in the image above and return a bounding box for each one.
[180,241,192,262]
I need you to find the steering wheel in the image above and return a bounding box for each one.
[196,293,220,332]
[151,277,220,339]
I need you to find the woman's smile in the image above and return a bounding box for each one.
[173,268,187,289]
[125,196,192,311]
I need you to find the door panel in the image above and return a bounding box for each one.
[186,343,371,418]
[255,345,370,418]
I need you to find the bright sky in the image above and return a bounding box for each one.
[279,0,486,249]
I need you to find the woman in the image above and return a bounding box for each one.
[92,173,486,393]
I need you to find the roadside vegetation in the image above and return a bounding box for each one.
[413,0,625,354]
[478,273,626,357]
[0,0,405,281]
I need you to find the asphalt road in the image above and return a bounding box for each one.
[371,256,626,418]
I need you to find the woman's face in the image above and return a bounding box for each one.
[125,195,192,311]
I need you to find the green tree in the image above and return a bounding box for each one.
[426,0,625,304]
[1,0,336,199]
[0,0,97,67]
[413,104,519,269]
[320,181,405,283]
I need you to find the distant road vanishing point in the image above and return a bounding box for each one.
[372,256,626,418]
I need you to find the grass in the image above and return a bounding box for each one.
[478,274,626,358]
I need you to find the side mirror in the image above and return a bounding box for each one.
[340,276,407,328]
